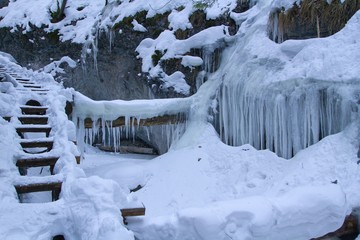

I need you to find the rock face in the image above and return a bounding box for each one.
[268,0,360,43]
[0,3,241,100]
[0,27,152,100]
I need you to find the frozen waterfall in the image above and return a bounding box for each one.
[217,80,359,158]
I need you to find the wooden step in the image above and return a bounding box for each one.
[23,85,42,88]
[15,182,62,201]
[18,116,48,124]
[120,207,146,224]
[21,106,48,115]
[20,139,53,149]
[30,89,49,92]
[15,78,30,81]
[16,156,58,168]
[121,207,146,217]
[16,156,59,175]
[16,125,51,136]
[18,81,35,84]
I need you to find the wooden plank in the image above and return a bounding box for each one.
[120,146,155,154]
[18,116,48,124]
[84,114,186,128]
[20,140,53,149]
[21,106,47,115]
[98,145,156,155]
[121,207,146,217]
[3,116,11,122]
[15,182,62,194]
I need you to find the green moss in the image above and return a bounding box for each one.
[176,6,185,11]
[193,0,215,9]
[111,11,166,31]
[151,50,163,66]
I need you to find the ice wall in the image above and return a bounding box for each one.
[218,81,358,158]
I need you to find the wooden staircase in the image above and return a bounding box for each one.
[1,68,146,238]
[13,99,64,201]
[0,74,70,203]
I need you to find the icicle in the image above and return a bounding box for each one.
[109,30,114,52]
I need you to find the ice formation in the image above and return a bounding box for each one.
[72,92,191,153]
[214,3,360,158]
[218,81,359,158]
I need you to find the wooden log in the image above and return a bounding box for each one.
[84,114,186,128]
[313,215,358,240]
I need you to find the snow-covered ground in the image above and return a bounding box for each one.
[79,121,359,240]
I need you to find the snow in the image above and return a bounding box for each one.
[41,56,77,77]
[181,55,204,68]
[0,0,105,43]
[135,26,229,94]
[73,91,191,119]
[132,19,147,32]
[79,121,359,240]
